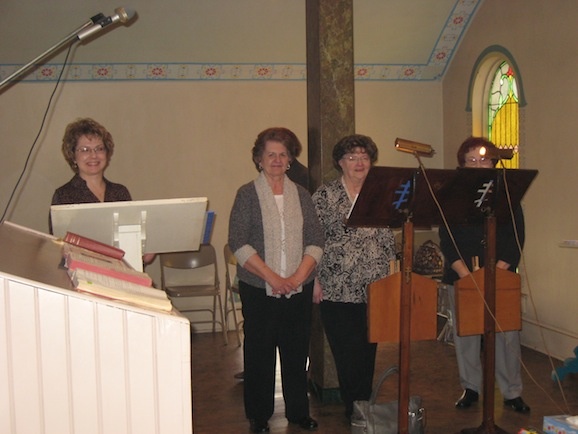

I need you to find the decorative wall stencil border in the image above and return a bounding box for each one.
[0,62,447,82]
[0,63,309,83]
[0,59,454,83]
[0,0,480,83]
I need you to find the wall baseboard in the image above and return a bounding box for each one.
[521,317,578,361]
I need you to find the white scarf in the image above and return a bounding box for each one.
[254,171,303,298]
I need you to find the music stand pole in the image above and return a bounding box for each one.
[460,214,508,434]
[398,220,413,434]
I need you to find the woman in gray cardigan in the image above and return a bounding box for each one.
[228,127,324,433]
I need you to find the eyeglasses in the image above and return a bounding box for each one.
[465,157,488,164]
[464,157,495,168]
[343,154,370,163]
[76,145,106,155]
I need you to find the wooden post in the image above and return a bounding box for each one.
[398,221,413,434]
[461,215,508,434]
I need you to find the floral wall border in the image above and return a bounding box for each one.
[0,62,442,83]
[0,0,480,83]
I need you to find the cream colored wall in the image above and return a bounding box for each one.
[6,0,572,360]
[0,0,446,333]
[356,81,444,166]
[0,79,443,279]
[0,0,306,64]
[0,81,308,285]
[443,0,578,359]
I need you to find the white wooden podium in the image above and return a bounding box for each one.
[0,221,193,434]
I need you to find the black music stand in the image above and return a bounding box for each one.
[348,166,441,434]
[451,168,536,434]
[347,166,537,434]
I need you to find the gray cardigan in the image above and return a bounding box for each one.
[228,180,324,289]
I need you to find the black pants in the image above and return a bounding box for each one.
[240,280,314,422]
[320,300,377,417]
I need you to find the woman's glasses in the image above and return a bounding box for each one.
[76,146,106,155]
[464,156,492,167]
[343,154,370,163]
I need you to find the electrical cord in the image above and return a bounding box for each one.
[498,161,571,413]
[0,44,74,224]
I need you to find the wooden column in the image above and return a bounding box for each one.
[306,0,355,400]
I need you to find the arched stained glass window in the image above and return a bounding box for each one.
[488,61,519,168]
[467,46,525,169]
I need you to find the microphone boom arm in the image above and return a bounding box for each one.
[0,17,102,92]
[0,9,135,92]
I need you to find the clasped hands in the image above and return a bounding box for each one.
[269,274,303,296]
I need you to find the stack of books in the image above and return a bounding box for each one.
[61,232,172,312]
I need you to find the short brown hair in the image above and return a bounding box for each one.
[252,127,302,171]
[332,134,378,172]
[456,136,498,168]
[61,118,114,172]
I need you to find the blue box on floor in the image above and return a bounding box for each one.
[543,415,578,434]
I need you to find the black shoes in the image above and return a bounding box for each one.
[504,396,531,413]
[455,388,479,409]
[249,419,269,433]
[290,416,319,431]
[455,390,530,413]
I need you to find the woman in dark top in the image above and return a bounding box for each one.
[439,136,529,413]
[51,118,131,208]
[49,118,156,266]
[50,118,132,235]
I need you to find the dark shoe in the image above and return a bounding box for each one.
[249,419,269,433]
[455,388,479,409]
[290,416,318,431]
[504,396,530,413]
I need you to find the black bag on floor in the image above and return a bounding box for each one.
[351,365,425,434]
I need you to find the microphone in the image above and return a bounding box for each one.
[77,7,137,41]
[0,8,136,92]
[394,138,435,157]
[479,146,514,160]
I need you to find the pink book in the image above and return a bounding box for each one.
[63,245,152,287]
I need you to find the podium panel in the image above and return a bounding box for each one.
[455,267,521,336]
[367,272,438,343]
[0,222,193,434]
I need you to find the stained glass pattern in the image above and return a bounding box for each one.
[488,62,519,168]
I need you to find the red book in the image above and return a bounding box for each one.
[63,232,125,259]
[63,245,152,287]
